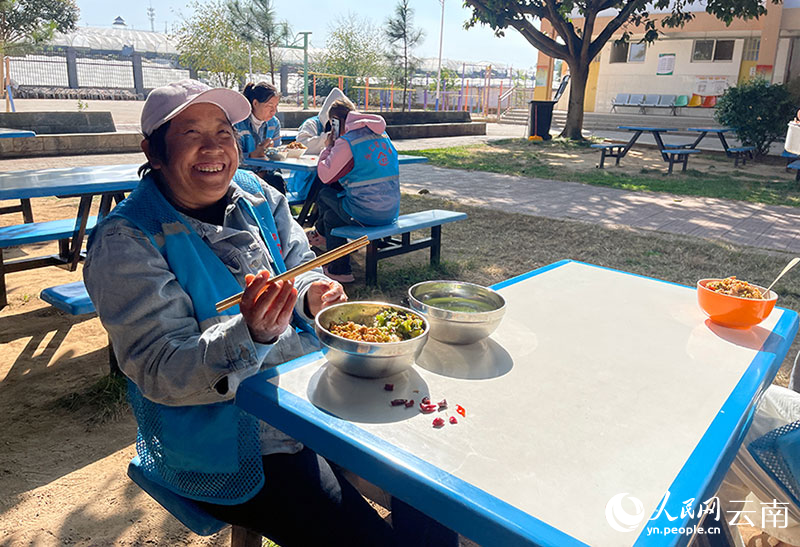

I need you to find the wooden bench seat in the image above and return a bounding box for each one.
[329,209,467,285]
[0,216,97,308]
[660,149,700,174]
[590,143,626,169]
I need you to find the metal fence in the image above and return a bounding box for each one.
[8,48,190,99]
[9,54,69,87]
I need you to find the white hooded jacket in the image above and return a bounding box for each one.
[296,87,348,155]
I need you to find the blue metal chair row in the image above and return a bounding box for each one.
[610,93,690,115]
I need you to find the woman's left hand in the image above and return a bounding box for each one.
[306,280,347,317]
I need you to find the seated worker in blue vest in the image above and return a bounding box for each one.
[288,87,349,216]
[310,99,400,283]
[235,81,286,195]
[82,79,402,545]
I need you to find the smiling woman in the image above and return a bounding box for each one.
[77,79,456,545]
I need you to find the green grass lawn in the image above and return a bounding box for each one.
[407,138,800,207]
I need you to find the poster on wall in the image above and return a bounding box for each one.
[656,53,676,75]
[694,76,730,96]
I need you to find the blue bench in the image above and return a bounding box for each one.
[727,146,755,167]
[128,457,262,546]
[661,149,701,174]
[40,280,95,315]
[787,160,800,181]
[590,143,627,168]
[0,216,97,308]
[329,209,467,285]
[782,150,799,171]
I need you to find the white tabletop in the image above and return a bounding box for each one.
[236,260,798,546]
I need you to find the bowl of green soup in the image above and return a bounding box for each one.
[408,280,506,345]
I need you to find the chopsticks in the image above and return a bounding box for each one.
[215,235,370,313]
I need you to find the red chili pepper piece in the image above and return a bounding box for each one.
[390,398,407,406]
[432,417,445,428]
[384,383,394,391]
[419,402,437,413]
[449,416,458,424]
[456,404,466,417]
[437,398,448,409]
[421,396,431,405]
[404,399,414,408]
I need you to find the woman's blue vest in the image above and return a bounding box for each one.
[106,170,287,504]
[235,117,280,172]
[339,126,400,225]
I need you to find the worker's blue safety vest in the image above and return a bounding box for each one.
[100,170,287,504]
[339,127,400,225]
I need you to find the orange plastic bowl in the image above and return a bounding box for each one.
[697,279,777,329]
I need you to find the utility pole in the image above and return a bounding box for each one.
[435,0,445,111]
[284,31,312,109]
[147,3,155,32]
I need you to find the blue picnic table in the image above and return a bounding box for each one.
[0,127,38,222]
[234,259,799,547]
[243,154,430,226]
[593,126,699,174]
[685,128,754,167]
[0,164,140,307]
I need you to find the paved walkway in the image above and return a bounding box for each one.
[3,117,798,254]
[398,162,800,254]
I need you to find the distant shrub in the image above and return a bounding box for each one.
[714,78,796,156]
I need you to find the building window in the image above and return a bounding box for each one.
[693,40,715,61]
[692,39,736,62]
[628,42,647,63]
[610,41,646,63]
[742,38,760,62]
[610,42,628,63]
[714,40,735,61]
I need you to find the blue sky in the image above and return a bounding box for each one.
[72,0,539,73]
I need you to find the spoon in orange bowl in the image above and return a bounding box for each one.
[764,257,800,297]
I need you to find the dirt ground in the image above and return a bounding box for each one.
[0,146,794,546]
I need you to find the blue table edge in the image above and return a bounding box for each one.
[235,259,798,547]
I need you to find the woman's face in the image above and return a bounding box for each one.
[146,102,239,210]
[252,96,279,121]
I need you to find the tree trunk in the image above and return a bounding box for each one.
[560,58,590,141]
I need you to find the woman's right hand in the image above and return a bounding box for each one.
[250,140,270,158]
[239,271,298,344]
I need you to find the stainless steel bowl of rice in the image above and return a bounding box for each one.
[315,302,429,378]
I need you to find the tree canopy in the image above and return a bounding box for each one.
[315,13,386,92]
[464,0,779,139]
[0,0,78,56]
[385,0,424,111]
[173,0,251,89]
[227,0,290,84]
